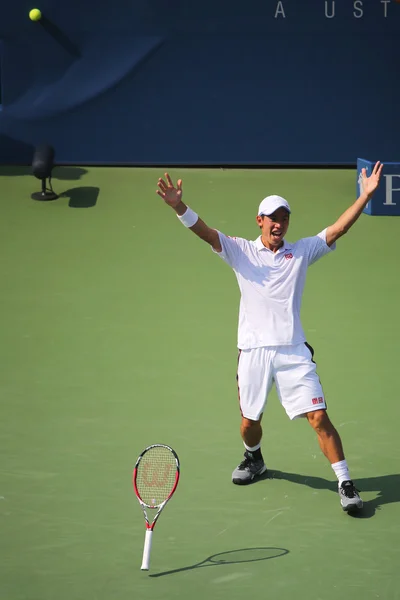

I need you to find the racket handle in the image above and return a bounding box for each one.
[140,529,153,571]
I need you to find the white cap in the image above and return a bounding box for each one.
[258,195,291,216]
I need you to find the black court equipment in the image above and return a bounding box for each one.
[31,144,59,201]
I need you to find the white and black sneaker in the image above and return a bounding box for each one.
[339,480,363,512]
[232,451,267,485]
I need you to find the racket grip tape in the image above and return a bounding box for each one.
[140,529,153,571]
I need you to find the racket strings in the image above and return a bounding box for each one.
[136,446,177,507]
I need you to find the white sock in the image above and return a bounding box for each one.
[244,442,261,452]
[331,460,351,486]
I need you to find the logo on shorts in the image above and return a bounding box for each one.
[284,253,293,260]
[312,397,324,405]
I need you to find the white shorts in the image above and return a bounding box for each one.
[236,343,326,421]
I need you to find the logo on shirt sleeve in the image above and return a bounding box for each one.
[284,253,293,260]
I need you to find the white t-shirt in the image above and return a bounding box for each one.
[213,229,335,349]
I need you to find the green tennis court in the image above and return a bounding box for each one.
[1,166,400,600]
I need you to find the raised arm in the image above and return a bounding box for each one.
[156,173,222,252]
[325,161,384,247]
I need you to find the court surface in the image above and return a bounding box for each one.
[1,166,399,600]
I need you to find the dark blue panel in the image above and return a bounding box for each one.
[0,0,399,164]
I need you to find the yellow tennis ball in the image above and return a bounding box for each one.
[29,8,42,21]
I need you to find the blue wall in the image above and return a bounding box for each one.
[0,0,399,165]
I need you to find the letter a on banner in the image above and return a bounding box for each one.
[275,2,286,18]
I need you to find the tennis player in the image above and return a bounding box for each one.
[156,162,383,512]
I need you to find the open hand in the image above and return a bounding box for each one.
[360,161,384,197]
[156,173,183,208]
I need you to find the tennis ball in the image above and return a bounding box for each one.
[29,8,42,21]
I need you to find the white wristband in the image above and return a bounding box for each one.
[177,207,199,228]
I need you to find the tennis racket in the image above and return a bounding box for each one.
[133,444,180,571]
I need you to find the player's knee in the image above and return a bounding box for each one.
[241,417,261,432]
[306,409,332,433]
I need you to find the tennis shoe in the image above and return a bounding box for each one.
[232,451,267,485]
[339,480,363,512]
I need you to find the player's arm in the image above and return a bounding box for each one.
[156,173,222,252]
[325,161,383,247]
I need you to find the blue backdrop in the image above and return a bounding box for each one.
[0,0,399,165]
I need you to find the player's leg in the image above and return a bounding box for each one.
[274,343,363,511]
[240,415,263,448]
[306,409,362,511]
[305,409,344,464]
[232,347,273,485]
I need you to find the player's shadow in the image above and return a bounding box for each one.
[267,470,400,519]
[149,546,289,578]
[60,186,99,208]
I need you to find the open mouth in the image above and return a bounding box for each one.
[271,231,282,240]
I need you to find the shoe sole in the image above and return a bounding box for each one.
[232,464,268,485]
[341,501,363,512]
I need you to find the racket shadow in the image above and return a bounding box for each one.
[148,546,289,578]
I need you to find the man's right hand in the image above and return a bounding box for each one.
[156,172,222,252]
[157,173,183,209]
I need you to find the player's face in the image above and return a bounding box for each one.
[256,208,290,249]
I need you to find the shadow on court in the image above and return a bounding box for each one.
[268,470,400,519]
[149,547,289,578]
[0,165,88,180]
[60,186,100,208]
